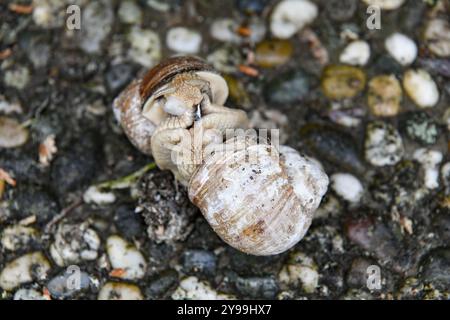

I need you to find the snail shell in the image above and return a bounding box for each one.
[112,56,228,155]
[188,136,329,256]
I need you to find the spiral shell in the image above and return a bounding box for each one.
[188,136,329,256]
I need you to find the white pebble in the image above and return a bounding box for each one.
[98,282,143,300]
[118,1,142,24]
[365,122,404,167]
[385,33,417,66]
[424,18,450,58]
[278,252,319,293]
[362,0,405,10]
[413,148,443,189]
[106,235,147,280]
[83,186,116,205]
[1,225,38,252]
[172,276,235,300]
[166,27,202,54]
[270,0,318,39]
[14,288,47,300]
[339,40,371,66]
[441,162,450,188]
[127,27,161,68]
[0,252,51,291]
[50,223,100,267]
[331,173,364,203]
[403,69,440,108]
[210,19,241,44]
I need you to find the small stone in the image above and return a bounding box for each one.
[330,173,363,204]
[234,277,279,299]
[0,252,51,291]
[106,235,147,280]
[127,26,161,68]
[278,252,319,294]
[0,117,29,148]
[346,257,374,288]
[420,248,450,289]
[362,0,405,10]
[3,67,30,90]
[182,250,217,275]
[365,121,404,167]
[223,75,251,108]
[210,19,241,44]
[83,186,116,205]
[79,0,114,54]
[424,18,450,58]
[403,69,440,108]
[206,46,242,73]
[114,205,145,240]
[264,69,315,105]
[172,276,235,300]
[413,148,443,189]
[401,111,440,145]
[13,288,47,300]
[1,225,38,252]
[166,27,202,54]
[118,1,142,24]
[367,75,402,117]
[339,40,370,66]
[47,269,91,299]
[321,65,366,100]
[270,0,318,39]
[98,282,143,300]
[385,33,417,66]
[145,269,178,299]
[325,0,357,22]
[50,223,100,267]
[255,39,293,68]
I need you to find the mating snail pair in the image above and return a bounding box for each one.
[113,56,329,256]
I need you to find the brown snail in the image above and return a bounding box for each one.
[113,56,329,255]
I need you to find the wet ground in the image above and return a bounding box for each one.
[0,0,449,299]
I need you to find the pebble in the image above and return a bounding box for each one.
[330,173,363,204]
[385,33,417,66]
[367,74,402,117]
[172,276,235,300]
[118,1,142,25]
[106,235,147,280]
[403,69,440,108]
[278,252,319,293]
[83,186,116,205]
[182,250,217,275]
[321,65,366,100]
[300,124,365,174]
[0,117,29,148]
[339,40,371,66]
[79,0,114,54]
[424,18,450,58]
[413,148,443,189]
[114,204,145,240]
[401,111,440,145]
[264,69,315,105]
[47,269,91,299]
[127,26,162,68]
[13,288,47,300]
[325,0,357,22]
[346,257,374,288]
[210,19,242,44]
[206,46,242,73]
[3,67,30,90]
[270,0,318,39]
[365,121,404,167]
[166,27,202,54]
[50,223,100,267]
[0,252,51,291]
[145,269,178,299]
[362,0,405,10]
[255,39,293,68]
[234,277,279,299]
[420,248,450,289]
[98,282,143,300]
[32,0,71,28]
[1,225,38,252]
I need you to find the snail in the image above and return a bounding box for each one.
[113,56,329,255]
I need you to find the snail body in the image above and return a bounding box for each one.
[113,56,329,255]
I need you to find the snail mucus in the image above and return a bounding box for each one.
[113,56,329,256]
